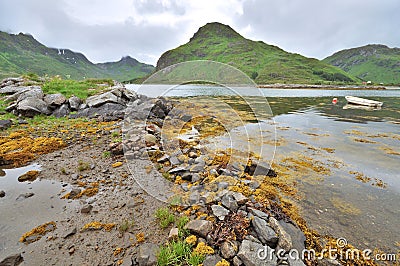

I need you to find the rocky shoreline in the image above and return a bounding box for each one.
[0,77,372,266]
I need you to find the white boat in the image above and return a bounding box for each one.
[343,104,381,111]
[345,96,383,107]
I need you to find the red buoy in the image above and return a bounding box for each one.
[332,98,338,104]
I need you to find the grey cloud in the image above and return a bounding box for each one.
[133,0,186,15]
[233,0,400,58]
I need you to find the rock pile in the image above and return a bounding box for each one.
[0,77,169,122]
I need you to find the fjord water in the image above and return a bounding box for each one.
[128,84,400,253]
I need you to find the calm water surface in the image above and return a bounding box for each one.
[128,84,400,253]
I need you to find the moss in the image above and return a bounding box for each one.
[81,221,116,232]
[17,170,40,182]
[20,221,56,243]
[185,235,197,246]
[192,242,214,256]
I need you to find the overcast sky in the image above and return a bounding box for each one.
[1,0,399,65]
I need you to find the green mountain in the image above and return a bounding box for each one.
[156,22,357,84]
[0,31,154,81]
[323,44,400,85]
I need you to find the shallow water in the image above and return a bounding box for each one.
[129,84,400,254]
[0,164,76,259]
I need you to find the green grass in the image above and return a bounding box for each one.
[118,218,134,233]
[77,160,90,171]
[155,207,176,229]
[157,240,204,266]
[102,151,111,158]
[42,78,113,99]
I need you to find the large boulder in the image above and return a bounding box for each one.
[16,86,43,102]
[43,93,66,107]
[68,95,82,111]
[17,97,51,117]
[86,91,121,107]
[237,240,276,266]
[0,86,29,95]
[70,103,125,121]
[52,104,70,118]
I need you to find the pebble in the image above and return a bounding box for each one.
[0,190,5,197]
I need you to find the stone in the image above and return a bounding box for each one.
[202,255,223,266]
[184,220,213,238]
[244,161,277,177]
[71,102,126,120]
[211,205,230,220]
[280,221,306,253]
[0,85,29,94]
[190,164,205,173]
[168,167,187,174]
[237,240,276,266]
[43,93,66,106]
[63,227,77,239]
[221,194,239,212]
[16,86,43,102]
[188,151,198,158]
[17,97,51,117]
[269,217,292,252]
[168,228,179,241]
[220,240,238,259]
[157,154,169,163]
[251,216,278,247]
[120,256,134,266]
[248,208,269,221]
[137,243,158,266]
[68,95,82,111]
[191,173,200,182]
[144,134,157,146]
[317,258,341,266]
[233,256,244,266]
[86,91,121,107]
[0,120,12,130]
[0,253,23,266]
[68,188,81,199]
[217,182,229,190]
[16,192,34,201]
[249,180,260,190]
[169,156,180,166]
[231,192,249,205]
[0,190,5,197]
[80,204,93,213]
[52,103,70,118]
[17,170,39,182]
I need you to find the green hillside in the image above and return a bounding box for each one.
[323,44,400,85]
[156,22,357,84]
[0,31,154,81]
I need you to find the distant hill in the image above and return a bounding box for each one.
[0,31,154,81]
[324,44,400,84]
[156,22,357,84]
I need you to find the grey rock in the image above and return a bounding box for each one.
[220,240,238,259]
[71,103,125,121]
[0,120,12,130]
[252,216,278,247]
[244,161,277,177]
[168,227,179,241]
[184,220,212,238]
[68,95,82,111]
[169,156,180,166]
[137,243,158,266]
[52,103,70,118]
[0,253,23,266]
[157,154,169,163]
[244,235,261,244]
[120,256,133,266]
[237,240,276,266]
[80,204,93,213]
[248,208,269,221]
[233,256,244,266]
[287,257,307,266]
[0,190,5,197]
[16,192,35,201]
[202,255,223,266]
[221,194,239,212]
[86,91,121,107]
[188,191,200,205]
[68,188,81,199]
[211,205,230,220]
[16,87,43,102]
[190,164,205,173]
[269,217,292,252]
[249,180,260,190]
[17,97,51,117]
[0,85,29,94]
[63,227,77,239]
[168,167,187,174]
[217,182,229,190]
[280,221,306,253]
[44,93,66,106]
[231,192,249,205]
[191,173,200,182]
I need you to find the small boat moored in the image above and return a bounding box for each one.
[345,96,383,107]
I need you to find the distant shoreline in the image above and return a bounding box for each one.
[257,84,387,90]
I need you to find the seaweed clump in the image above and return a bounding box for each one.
[20,221,56,244]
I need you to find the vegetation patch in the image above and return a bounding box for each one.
[20,221,56,244]
[81,221,116,232]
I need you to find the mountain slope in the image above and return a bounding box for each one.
[0,31,154,81]
[156,22,357,84]
[323,44,400,84]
